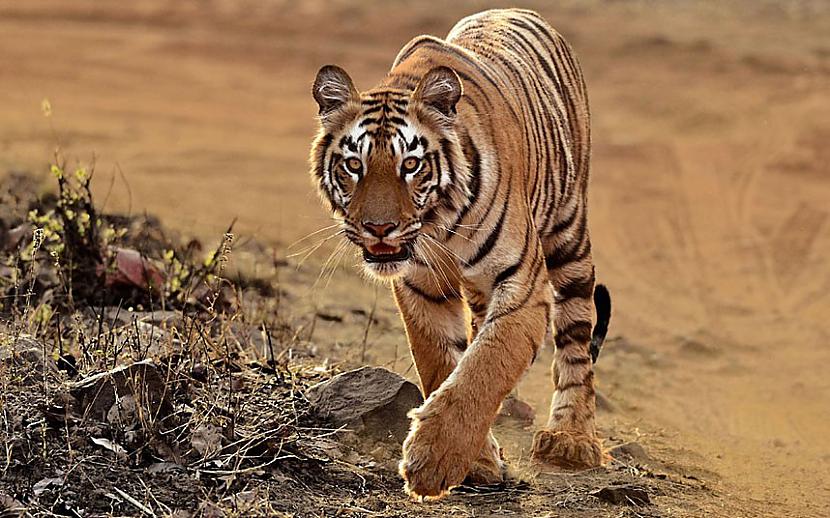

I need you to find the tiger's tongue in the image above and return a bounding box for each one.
[367,243,400,255]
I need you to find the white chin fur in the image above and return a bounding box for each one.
[363,259,412,279]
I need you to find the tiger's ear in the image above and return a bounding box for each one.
[313,65,359,116]
[413,66,463,117]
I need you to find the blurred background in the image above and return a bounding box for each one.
[1,0,829,514]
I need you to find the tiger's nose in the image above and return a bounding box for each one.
[363,221,398,238]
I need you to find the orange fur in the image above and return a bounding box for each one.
[309,9,604,499]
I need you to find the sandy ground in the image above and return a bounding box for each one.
[2,1,829,515]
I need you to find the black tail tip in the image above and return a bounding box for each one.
[590,284,612,363]
[594,284,611,319]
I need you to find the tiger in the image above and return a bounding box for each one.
[309,8,611,499]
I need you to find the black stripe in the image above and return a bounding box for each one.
[556,320,592,343]
[486,252,545,324]
[448,133,481,233]
[466,192,508,267]
[555,275,594,302]
[439,138,457,187]
[452,69,522,127]
[402,279,458,304]
[558,379,586,392]
[550,206,578,235]
[315,133,334,178]
[492,218,533,288]
[544,222,588,271]
[494,261,521,287]
[450,337,469,352]
[468,300,487,316]
[564,355,591,365]
[395,37,521,126]
[362,105,384,116]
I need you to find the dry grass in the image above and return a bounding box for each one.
[0,168,350,516]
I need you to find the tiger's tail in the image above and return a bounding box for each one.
[590,284,612,363]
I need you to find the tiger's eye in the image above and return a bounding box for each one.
[345,157,363,174]
[401,157,421,175]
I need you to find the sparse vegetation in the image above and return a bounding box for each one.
[0,161,350,516]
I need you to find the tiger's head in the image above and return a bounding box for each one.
[309,65,470,278]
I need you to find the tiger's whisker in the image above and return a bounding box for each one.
[288,223,341,250]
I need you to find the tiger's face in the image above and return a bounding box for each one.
[309,65,469,278]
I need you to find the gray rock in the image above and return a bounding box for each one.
[307,366,423,444]
[1,336,41,360]
[595,389,617,413]
[0,492,25,517]
[609,441,650,463]
[90,307,181,329]
[79,308,181,358]
[590,484,650,506]
[69,360,173,423]
[1,222,34,252]
[497,393,536,425]
[0,336,58,383]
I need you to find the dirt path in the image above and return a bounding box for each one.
[2,1,829,515]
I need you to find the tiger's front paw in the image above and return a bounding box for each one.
[399,410,477,499]
[531,429,605,470]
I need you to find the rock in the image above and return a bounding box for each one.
[609,441,650,463]
[2,223,33,251]
[590,484,650,506]
[113,320,175,359]
[81,308,181,358]
[100,247,165,291]
[497,393,536,425]
[69,360,174,423]
[595,389,617,413]
[33,477,64,496]
[147,462,183,474]
[307,366,423,444]
[0,336,58,383]
[98,307,181,329]
[191,363,209,382]
[106,395,138,425]
[191,424,224,458]
[0,493,25,517]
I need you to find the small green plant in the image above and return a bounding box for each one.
[2,157,238,315]
[25,160,117,305]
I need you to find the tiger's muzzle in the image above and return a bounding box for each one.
[354,219,419,278]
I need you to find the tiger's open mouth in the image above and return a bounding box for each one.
[362,242,413,263]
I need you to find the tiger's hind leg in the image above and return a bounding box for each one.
[531,220,605,469]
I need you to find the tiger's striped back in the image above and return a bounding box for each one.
[386,9,591,239]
